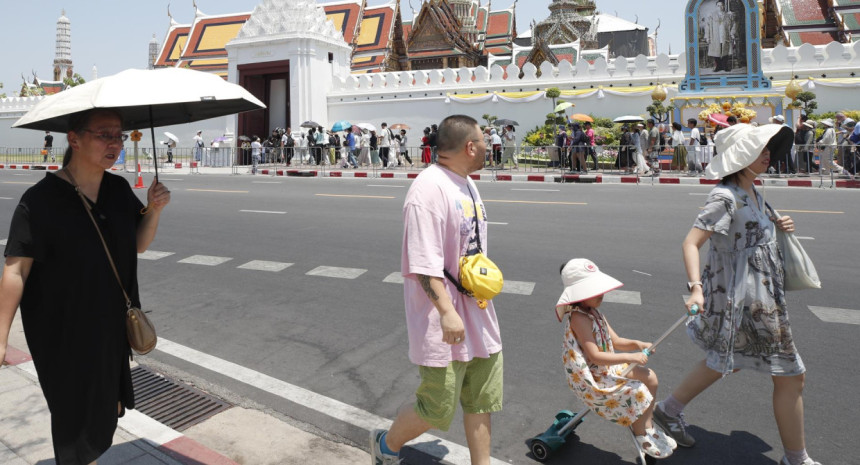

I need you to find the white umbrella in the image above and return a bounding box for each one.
[13,67,265,177]
[613,115,645,123]
[356,122,377,132]
[164,132,179,143]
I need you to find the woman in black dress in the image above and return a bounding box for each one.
[0,109,170,465]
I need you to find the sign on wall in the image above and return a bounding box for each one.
[680,0,770,92]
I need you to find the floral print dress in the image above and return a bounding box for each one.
[563,309,652,427]
[687,183,805,376]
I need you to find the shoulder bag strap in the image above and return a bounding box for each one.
[465,183,482,253]
[442,182,482,296]
[64,169,133,309]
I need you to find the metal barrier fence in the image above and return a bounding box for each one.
[2,142,856,184]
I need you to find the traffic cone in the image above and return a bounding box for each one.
[133,164,146,189]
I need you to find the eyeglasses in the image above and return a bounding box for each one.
[81,129,128,143]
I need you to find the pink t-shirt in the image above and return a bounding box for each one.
[401,165,503,367]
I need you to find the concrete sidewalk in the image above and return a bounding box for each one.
[0,313,369,465]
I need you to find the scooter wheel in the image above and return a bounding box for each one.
[530,440,552,462]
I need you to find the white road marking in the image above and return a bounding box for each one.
[487,222,508,225]
[383,272,404,284]
[501,280,535,296]
[237,260,293,272]
[632,270,652,276]
[138,250,175,260]
[0,197,13,200]
[796,236,815,241]
[367,184,405,188]
[604,290,642,305]
[178,255,232,266]
[689,193,709,196]
[252,181,281,184]
[154,338,506,465]
[0,239,6,246]
[12,174,31,176]
[511,188,560,192]
[119,409,183,446]
[159,178,184,182]
[240,209,287,214]
[306,266,367,279]
[808,306,860,325]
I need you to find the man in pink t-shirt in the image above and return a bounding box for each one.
[370,115,503,465]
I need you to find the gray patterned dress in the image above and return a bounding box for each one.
[687,183,805,376]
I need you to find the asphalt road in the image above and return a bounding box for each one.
[0,170,856,465]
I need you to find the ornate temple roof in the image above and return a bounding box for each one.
[322,0,365,44]
[177,11,252,76]
[350,1,400,72]
[769,0,846,46]
[146,0,519,75]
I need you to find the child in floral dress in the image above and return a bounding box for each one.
[556,259,676,459]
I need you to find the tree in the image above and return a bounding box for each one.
[794,91,818,117]
[0,82,5,99]
[481,113,498,129]
[63,73,86,88]
[646,100,675,124]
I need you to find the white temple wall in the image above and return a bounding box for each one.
[2,42,860,149]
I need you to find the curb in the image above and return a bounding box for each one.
[4,345,239,465]
[4,164,856,188]
[249,169,860,188]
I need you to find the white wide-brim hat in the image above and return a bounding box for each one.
[704,123,784,180]
[819,118,834,128]
[803,121,816,129]
[556,259,623,321]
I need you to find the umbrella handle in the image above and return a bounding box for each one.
[149,106,158,182]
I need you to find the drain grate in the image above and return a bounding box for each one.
[131,365,231,431]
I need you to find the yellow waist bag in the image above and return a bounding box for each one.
[444,185,503,308]
[458,253,504,301]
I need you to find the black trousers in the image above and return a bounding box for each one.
[379,147,390,166]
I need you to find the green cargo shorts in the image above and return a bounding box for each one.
[414,351,503,431]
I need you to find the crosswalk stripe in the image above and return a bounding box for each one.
[604,290,642,305]
[808,306,860,325]
[138,250,175,261]
[383,272,404,284]
[178,255,233,266]
[306,266,367,279]
[501,280,535,296]
[237,260,293,272]
[0,239,6,246]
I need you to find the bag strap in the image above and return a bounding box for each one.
[465,183,482,253]
[443,182,482,295]
[64,169,133,309]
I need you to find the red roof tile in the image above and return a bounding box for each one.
[324,2,363,44]
[355,5,395,52]
[181,14,251,59]
[487,10,513,38]
[155,26,190,67]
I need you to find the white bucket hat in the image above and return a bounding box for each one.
[803,121,816,129]
[704,123,784,179]
[555,259,623,321]
[819,118,834,128]
[768,115,785,124]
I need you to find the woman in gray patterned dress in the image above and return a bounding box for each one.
[650,124,821,465]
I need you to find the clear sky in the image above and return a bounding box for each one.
[0,0,686,97]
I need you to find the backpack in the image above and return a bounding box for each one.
[699,131,708,146]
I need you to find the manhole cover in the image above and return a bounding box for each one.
[131,365,231,431]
